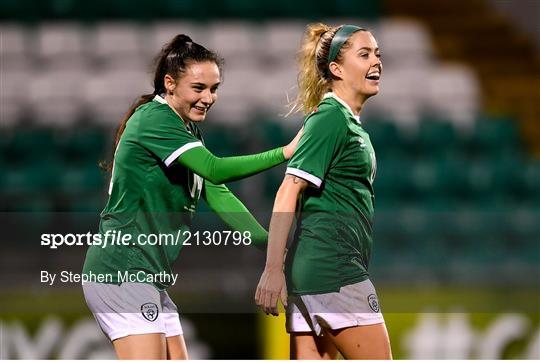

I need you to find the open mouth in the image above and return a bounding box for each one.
[365,72,380,81]
[193,106,207,113]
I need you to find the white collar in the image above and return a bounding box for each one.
[153,94,167,104]
[323,92,361,124]
[153,94,188,126]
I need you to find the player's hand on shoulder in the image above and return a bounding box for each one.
[283,126,304,160]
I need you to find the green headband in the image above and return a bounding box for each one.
[327,25,363,63]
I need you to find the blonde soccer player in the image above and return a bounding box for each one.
[255,23,392,359]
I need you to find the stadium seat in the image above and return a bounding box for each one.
[470,116,521,156]
[58,128,108,164]
[258,21,304,66]
[28,69,87,126]
[60,163,105,194]
[446,210,507,268]
[199,124,239,156]
[374,155,417,202]
[3,127,58,165]
[425,63,481,132]
[0,68,32,126]
[492,154,527,200]
[376,18,434,67]
[207,66,261,123]
[35,22,89,70]
[363,119,405,158]
[413,119,459,157]
[0,23,31,70]
[523,161,540,204]
[505,209,540,263]
[3,162,61,194]
[369,66,429,129]
[255,67,298,119]
[92,22,146,67]
[436,155,470,198]
[206,22,258,64]
[84,67,153,126]
[408,158,438,199]
[465,159,496,203]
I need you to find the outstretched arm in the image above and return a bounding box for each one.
[203,179,268,250]
[177,127,303,184]
[179,146,285,185]
[254,175,308,315]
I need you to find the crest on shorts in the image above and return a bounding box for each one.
[367,294,380,313]
[141,302,159,322]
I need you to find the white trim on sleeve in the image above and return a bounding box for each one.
[286,167,322,188]
[164,141,203,167]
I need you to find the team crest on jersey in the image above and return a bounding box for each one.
[141,303,159,321]
[367,294,380,313]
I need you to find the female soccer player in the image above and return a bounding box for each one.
[82,34,301,359]
[255,24,392,359]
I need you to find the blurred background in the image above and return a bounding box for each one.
[1,0,539,359]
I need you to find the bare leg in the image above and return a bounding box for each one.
[325,322,392,360]
[113,333,167,359]
[166,335,188,360]
[290,332,338,360]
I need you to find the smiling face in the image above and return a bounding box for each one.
[330,31,382,100]
[164,61,221,123]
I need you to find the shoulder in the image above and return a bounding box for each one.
[141,101,177,122]
[304,99,348,134]
[137,101,188,132]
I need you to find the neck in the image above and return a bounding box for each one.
[331,85,365,116]
[164,94,189,125]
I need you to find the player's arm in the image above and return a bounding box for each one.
[177,128,303,184]
[203,179,268,251]
[255,174,308,315]
[178,146,285,184]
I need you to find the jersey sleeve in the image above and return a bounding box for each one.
[203,180,267,250]
[286,107,346,188]
[138,105,203,166]
[178,146,285,185]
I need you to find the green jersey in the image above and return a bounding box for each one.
[83,95,205,290]
[285,93,377,295]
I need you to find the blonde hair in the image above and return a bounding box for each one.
[288,23,337,115]
[288,23,366,115]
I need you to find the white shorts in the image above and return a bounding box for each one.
[286,279,385,336]
[83,282,183,341]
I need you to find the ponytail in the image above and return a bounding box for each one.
[100,94,154,171]
[114,94,155,149]
[288,23,336,115]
